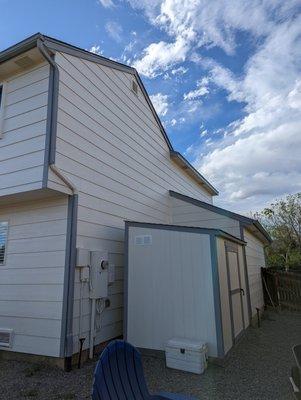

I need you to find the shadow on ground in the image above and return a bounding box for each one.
[0,311,300,400]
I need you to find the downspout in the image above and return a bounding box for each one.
[37,37,78,371]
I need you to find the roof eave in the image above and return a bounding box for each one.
[170,151,219,196]
[0,33,42,64]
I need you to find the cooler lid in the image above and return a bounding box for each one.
[166,338,207,352]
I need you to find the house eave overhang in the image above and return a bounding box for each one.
[170,151,219,196]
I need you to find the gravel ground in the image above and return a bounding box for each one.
[0,310,300,400]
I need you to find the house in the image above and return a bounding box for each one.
[0,33,271,369]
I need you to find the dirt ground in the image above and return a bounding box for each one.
[0,310,300,400]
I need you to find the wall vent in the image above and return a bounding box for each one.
[135,235,152,246]
[132,80,138,95]
[14,56,35,69]
[0,329,13,348]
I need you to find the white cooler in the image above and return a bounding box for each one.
[165,338,208,374]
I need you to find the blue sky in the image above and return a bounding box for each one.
[1,0,301,213]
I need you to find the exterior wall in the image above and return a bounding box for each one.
[0,63,49,197]
[53,51,213,352]
[243,229,266,316]
[126,226,217,356]
[0,195,68,357]
[171,196,241,237]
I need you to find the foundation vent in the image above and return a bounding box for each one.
[0,329,13,348]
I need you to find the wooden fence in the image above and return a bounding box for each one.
[262,268,301,311]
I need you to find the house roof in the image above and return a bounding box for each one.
[169,190,272,244]
[0,33,218,196]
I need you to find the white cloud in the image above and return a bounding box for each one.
[195,15,301,212]
[171,66,188,75]
[98,0,115,8]
[128,0,298,77]
[126,0,301,212]
[133,37,189,78]
[88,45,103,55]
[105,21,123,43]
[150,93,169,117]
[184,78,209,100]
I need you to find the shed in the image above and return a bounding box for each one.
[125,222,249,358]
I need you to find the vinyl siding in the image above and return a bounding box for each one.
[171,196,241,237]
[244,229,266,316]
[0,196,68,357]
[0,63,49,196]
[54,51,213,352]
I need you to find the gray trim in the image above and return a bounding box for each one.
[210,234,225,358]
[125,220,246,245]
[43,36,135,75]
[170,151,219,195]
[240,224,252,323]
[123,222,130,341]
[134,72,173,151]
[60,194,78,358]
[37,38,59,174]
[0,33,221,195]
[169,190,271,244]
[0,33,41,63]
[170,190,253,224]
[42,60,54,186]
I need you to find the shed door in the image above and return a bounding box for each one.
[226,245,245,341]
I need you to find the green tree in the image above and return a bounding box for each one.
[256,193,301,270]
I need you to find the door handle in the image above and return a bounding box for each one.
[240,288,245,296]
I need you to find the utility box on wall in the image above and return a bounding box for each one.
[90,251,109,299]
[124,222,249,359]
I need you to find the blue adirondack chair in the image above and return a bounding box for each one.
[91,340,197,400]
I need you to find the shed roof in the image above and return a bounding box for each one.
[0,33,218,196]
[125,220,247,245]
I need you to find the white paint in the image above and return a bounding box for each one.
[54,50,213,354]
[0,63,49,197]
[126,226,218,356]
[0,196,68,356]
[244,228,266,316]
[171,197,241,237]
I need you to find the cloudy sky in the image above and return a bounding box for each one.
[1,0,300,214]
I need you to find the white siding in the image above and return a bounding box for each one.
[53,51,213,351]
[244,229,266,316]
[126,226,218,356]
[0,63,49,196]
[0,196,68,357]
[171,196,241,237]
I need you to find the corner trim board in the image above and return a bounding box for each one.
[210,234,225,358]
[240,224,252,323]
[123,222,130,341]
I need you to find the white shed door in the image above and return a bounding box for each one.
[227,249,245,340]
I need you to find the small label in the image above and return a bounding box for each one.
[135,235,152,246]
